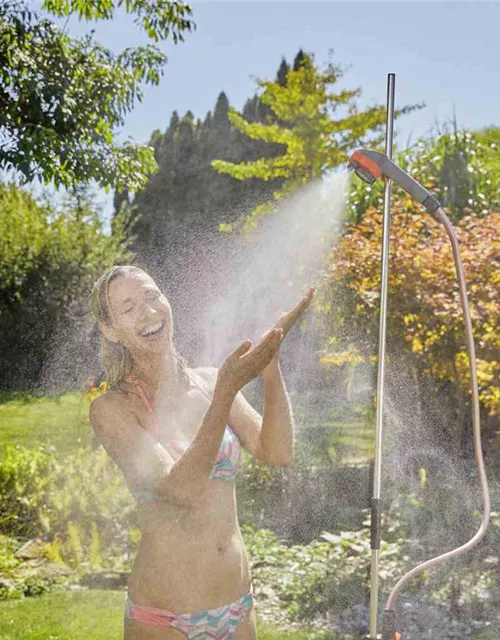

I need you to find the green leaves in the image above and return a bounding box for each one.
[1,0,194,189]
[0,441,138,572]
[0,184,134,388]
[41,0,194,44]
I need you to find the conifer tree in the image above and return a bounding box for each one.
[212,52,422,231]
[276,57,290,86]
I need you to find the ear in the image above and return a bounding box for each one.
[99,322,119,344]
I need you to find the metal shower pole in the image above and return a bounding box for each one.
[368,73,396,640]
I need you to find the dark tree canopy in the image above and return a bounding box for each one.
[0,0,194,190]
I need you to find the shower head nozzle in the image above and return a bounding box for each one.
[348,148,441,215]
[347,150,382,185]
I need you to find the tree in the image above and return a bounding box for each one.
[0,184,134,390]
[276,57,289,87]
[0,0,194,190]
[124,84,285,269]
[211,51,422,232]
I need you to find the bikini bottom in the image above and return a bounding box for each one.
[124,584,254,639]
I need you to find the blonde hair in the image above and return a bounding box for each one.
[90,265,190,392]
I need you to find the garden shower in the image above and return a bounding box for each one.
[347,86,491,640]
[348,149,440,214]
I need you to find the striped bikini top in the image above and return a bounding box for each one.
[127,371,242,502]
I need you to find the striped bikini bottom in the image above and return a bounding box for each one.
[124,584,254,640]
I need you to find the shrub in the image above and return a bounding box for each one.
[0,444,138,571]
[0,184,134,390]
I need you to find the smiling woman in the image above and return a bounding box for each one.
[90,266,190,395]
[88,264,314,640]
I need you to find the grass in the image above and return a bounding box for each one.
[293,394,373,463]
[0,591,496,640]
[0,590,334,640]
[0,392,93,456]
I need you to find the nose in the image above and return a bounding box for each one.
[140,301,159,321]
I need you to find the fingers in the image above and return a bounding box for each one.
[247,328,283,361]
[295,287,316,313]
[229,339,252,359]
[274,288,316,334]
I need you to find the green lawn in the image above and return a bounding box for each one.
[0,392,93,456]
[0,590,334,640]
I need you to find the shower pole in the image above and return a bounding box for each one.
[368,73,396,640]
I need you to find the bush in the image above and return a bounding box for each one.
[0,184,134,390]
[1,440,498,633]
[241,524,408,623]
[0,443,138,571]
[0,533,67,601]
[241,520,498,635]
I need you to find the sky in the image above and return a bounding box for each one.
[33,1,500,220]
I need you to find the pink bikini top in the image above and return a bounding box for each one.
[126,372,242,502]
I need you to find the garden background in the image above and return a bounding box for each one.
[1,1,499,638]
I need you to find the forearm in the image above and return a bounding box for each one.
[260,360,294,465]
[160,385,235,506]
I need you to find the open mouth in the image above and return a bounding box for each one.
[139,320,165,338]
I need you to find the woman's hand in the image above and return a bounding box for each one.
[260,287,316,373]
[270,287,315,339]
[216,329,284,400]
[215,287,315,400]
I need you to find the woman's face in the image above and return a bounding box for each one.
[103,272,173,353]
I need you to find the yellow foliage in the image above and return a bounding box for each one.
[320,349,364,369]
[66,521,84,568]
[44,535,64,565]
[90,521,102,570]
[85,381,108,403]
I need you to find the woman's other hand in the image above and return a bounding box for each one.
[260,286,315,374]
[216,330,284,399]
[270,287,315,339]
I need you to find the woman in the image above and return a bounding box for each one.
[89,265,314,640]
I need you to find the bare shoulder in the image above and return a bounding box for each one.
[88,387,176,498]
[89,389,129,428]
[89,391,138,437]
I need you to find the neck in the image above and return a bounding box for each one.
[131,348,183,395]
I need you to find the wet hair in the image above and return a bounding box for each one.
[90,265,191,392]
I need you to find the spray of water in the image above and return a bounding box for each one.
[197,170,351,367]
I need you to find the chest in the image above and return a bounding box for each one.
[130,384,211,446]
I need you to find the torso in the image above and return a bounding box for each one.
[118,368,251,612]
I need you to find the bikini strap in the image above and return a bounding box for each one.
[125,370,220,444]
[126,374,161,442]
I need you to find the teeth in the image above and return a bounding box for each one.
[141,321,163,337]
